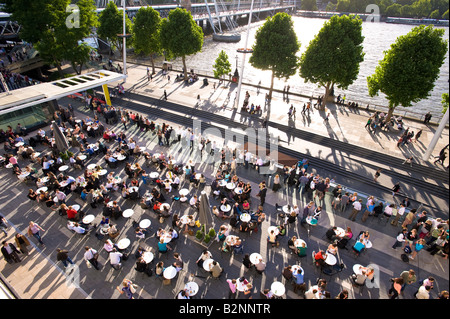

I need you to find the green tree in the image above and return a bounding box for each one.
[299,15,364,110]
[377,0,394,14]
[249,12,300,101]
[97,1,133,56]
[429,9,441,18]
[443,9,449,19]
[385,3,403,16]
[132,6,162,75]
[160,8,204,80]
[325,2,337,11]
[413,0,432,17]
[213,50,232,81]
[401,4,417,17]
[4,0,97,76]
[301,0,318,11]
[442,93,449,114]
[336,0,351,12]
[367,25,448,121]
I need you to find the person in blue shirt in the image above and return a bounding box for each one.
[157,238,172,253]
[353,238,366,254]
[293,268,306,294]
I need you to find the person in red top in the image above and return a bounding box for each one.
[67,206,78,221]
[314,250,327,267]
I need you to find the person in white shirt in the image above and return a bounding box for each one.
[67,221,86,234]
[416,285,430,299]
[109,249,123,269]
[349,199,362,221]
[55,190,67,203]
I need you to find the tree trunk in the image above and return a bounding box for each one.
[321,82,332,111]
[150,55,156,74]
[55,61,63,78]
[182,55,188,80]
[269,71,275,101]
[386,106,395,123]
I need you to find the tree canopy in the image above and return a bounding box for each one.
[132,6,162,74]
[159,8,204,80]
[299,14,364,109]
[367,25,448,120]
[249,12,300,100]
[213,50,232,80]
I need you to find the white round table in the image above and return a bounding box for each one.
[117,238,131,250]
[268,226,280,236]
[72,204,81,211]
[353,264,364,275]
[294,239,307,248]
[161,203,170,211]
[306,216,318,225]
[82,214,95,224]
[58,165,69,172]
[149,172,159,179]
[129,187,139,193]
[234,187,243,194]
[282,205,294,214]
[335,227,346,238]
[220,205,231,212]
[98,169,108,176]
[325,253,337,266]
[36,187,48,193]
[218,180,227,187]
[364,240,373,249]
[226,183,236,190]
[271,281,285,297]
[163,266,177,279]
[162,233,172,243]
[142,251,154,264]
[240,213,251,222]
[77,155,87,161]
[180,215,191,225]
[122,209,134,218]
[139,219,151,229]
[202,258,214,271]
[226,235,238,246]
[250,253,262,265]
[87,164,97,170]
[179,188,189,196]
[184,282,199,296]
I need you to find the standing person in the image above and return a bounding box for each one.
[84,246,100,270]
[56,248,75,268]
[410,238,426,260]
[226,278,237,299]
[373,168,382,182]
[402,156,414,167]
[14,233,31,256]
[116,279,137,299]
[392,182,401,196]
[348,199,362,221]
[414,129,423,143]
[400,269,417,293]
[257,181,267,206]
[163,90,167,100]
[388,277,404,299]
[1,241,21,263]
[27,221,45,246]
[423,112,432,124]
[0,214,9,236]
[392,228,408,249]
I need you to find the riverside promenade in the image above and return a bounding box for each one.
[0,62,448,301]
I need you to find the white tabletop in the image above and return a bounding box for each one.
[87,164,97,170]
[294,239,307,248]
[58,165,69,172]
[77,155,87,160]
[72,204,81,211]
[122,209,134,218]
[364,240,373,249]
[117,238,131,250]
[203,258,214,271]
[271,281,285,297]
[180,215,192,225]
[282,205,294,214]
[142,251,154,263]
[15,142,24,147]
[116,155,126,161]
[218,180,227,187]
[139,219,151,229]
[161,203,170,211]
[250,253,262,265]
[98,169,108,176]
[240,213,251,222]
[335,227,346,238]
[129,186,139,193]
[306,216,318,225]
[36,187,48,193]
[234,187,243,194]
[149,172,159,178]
[184,282,199,296]
[226,183,236,190]
[268,226,280,236]
[82,214,95,224]
[353,264,364,275]
[179,188,189,196]
[226,235,238,246]
[325,253,337,266]
[221,205,231,212]
[163,266,177,279]
[161,232,172,243]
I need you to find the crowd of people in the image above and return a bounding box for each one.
[0,88,448,299]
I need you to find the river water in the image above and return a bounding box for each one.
[171,16,449,121]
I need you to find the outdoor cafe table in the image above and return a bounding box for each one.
[58,165,69,172]
[218,180,227,187]
[271,281,285,297]
[282,205,294,214]
[294,239,307,248]
[184,282,199,296]
[234,187,243,194]
[240,213,251,223]
[36,187,48,193]
[98,169,108,176]
[180,215,192,225]
[226,183,236,190]
[161,203,170,211]
[226,235,239,246]
[122,209,134,218]
[268,226,280,236]
[117,238,131,250]
[142,251,154,264]
[202,258,214,271]
[128,187,139,194]
[72,204,81,211]
[353,264,364,275]
[139,219,151,229]
[163,266,177,280]
[82,214,95,224]
[179,188,189,196]
[325,253,337,266]
[149,172,159,179]
[77,155,87,161]
[87,164,97,170]
[335,227,346,238]
[221,204,231,213]
[250,253,262,265]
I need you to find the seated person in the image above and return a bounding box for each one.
[352,238,366,254]
[326,226,338,241]
[314,250,327,267]
[67,221,87,235]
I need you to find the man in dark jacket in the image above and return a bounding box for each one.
[1,241,21,263]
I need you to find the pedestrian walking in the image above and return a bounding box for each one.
[434,151,447,165]
[84,246,100,270]
[402,156,414,167]
[1,241,21,264]
[27,221,45,246]
[56,248,75,268]
[414,129,422,143]
[392,182,401,196]
[400,269,417,293]
[0,214,9,236]
[14,233,31,256]
[117,278,137,299]
[164,90,167,100]
[373,168,382,182]
[348,199,362,221]
[423,112,432,124]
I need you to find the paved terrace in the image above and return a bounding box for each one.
[0,63,448,300]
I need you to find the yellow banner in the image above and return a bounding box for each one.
[102,84,111,106]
